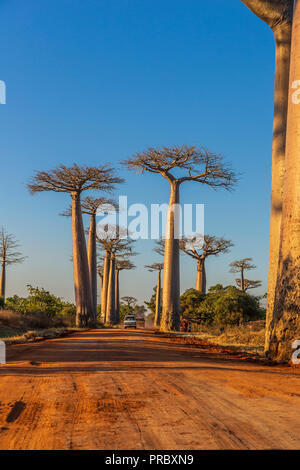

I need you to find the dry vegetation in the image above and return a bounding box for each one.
[0,309,82,344]
[178,321,265,355]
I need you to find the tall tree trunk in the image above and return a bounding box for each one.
[115,268,120,324]
[101,250,110,322]
[106,254,116,324]
[268,0,300,362]
[99,271,103,316]
[240,269,245,293]
[239,0,294,360]
[87,213,97,326]
[266,23,293,353]
[154,269,162,327]
[196,258,206,294]
[71,192,93,327]
[0,262,6,302]
[161,181,181,331]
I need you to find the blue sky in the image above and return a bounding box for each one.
[0,0,275,305]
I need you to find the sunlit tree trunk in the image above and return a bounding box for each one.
[72,192,93,327]
[101,250,110,322]
[98,271,103,314]
[196,258,206,294]
[161,181,181,331]
[87,213,97,325]
[240,0,293,359]
[106,254,116,324]
[268,0,300,362]
[115,268,120,323]
[0,261,6,302]
[154,269,162,327]
[266,23,293,353]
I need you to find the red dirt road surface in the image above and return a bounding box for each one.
[0,329,300,450]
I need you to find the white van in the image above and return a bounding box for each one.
[124,315,137,329]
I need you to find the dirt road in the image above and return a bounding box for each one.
[0,329,299,450]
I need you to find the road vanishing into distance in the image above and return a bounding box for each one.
[0,329,299,450]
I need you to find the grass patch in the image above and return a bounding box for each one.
[0,309,88,344]
[1,327,85,344]
[164,321,266,355]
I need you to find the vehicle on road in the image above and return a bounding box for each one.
[124,315,137,329]
[136,316,145,328]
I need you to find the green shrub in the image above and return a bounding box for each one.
[180,288,206,321]
[6,285,76,326]
[180,284,264,327]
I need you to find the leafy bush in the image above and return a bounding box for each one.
[180,284,264,327]
[5,285,76,326]
[180,288,206,320]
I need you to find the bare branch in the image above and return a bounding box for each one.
[122,145,237,191]
[145,262,164,272]
[60,196,118,217]
[180,234,233,261]
[0,227,26,265]
[229,258,256,273]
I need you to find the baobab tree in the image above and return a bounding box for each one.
[28,164,123,327]
[268,0,300,361]
[229,258,257,293]
[145,239,165,327]
[237,279,262,292]
[115,259,135,323]
[0,228,26,302]
[97,263,103,308]
[180,234,233,294]
[239,1,294,357]
[97,226,134,323]
[123,145,236,331]
[61,196,117,324]
[145,263,164,327]
[121,296,137,308]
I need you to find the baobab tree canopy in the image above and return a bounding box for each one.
[180,235,233,260]
[122,145,237,188]
[28,163,124,195]
[0,228,26,302]
[0,228,26,266]
[230,258,256,274]
[240,0,293,29]
[61,196,117,217]
[236,279,262,291]
[145,262,164,272]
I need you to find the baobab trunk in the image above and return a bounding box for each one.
[266,22,293,353]
[106,254,116,324]
[239,0,294,360]
[71,192,93,327]
[98,271,103,306]
[161,181,181,331]
[154,269,162,327]
[240,269,245,293]
[267,0,300,362]
[0,262,6,302]
[115,268,120,323]
[101,250,110,323]
[196,258,206,294]
[87,213,97,325]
